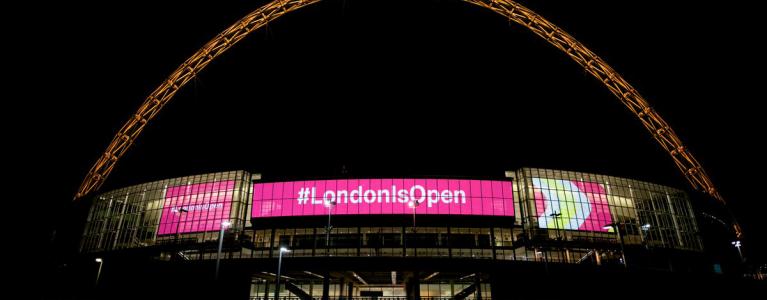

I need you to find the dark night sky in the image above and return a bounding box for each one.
[21,0,764,271]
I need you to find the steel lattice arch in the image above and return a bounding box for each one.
[74,0,741,237]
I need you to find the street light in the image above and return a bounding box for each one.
[325,199,336,252]
[603,223,628,269]
[732,240,744,262]
[408,199,420,232]
[549,211,562,238]
[640,224,651,249]
[549,211,563,261]
[174,207,189,243]
[275,247,290,300]
[94,258,103,288]
[215,220,232,280]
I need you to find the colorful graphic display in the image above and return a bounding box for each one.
[158,180,235,235]
[252,179,514,218]
[532,178,612,232]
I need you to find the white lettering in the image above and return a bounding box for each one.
[441,190,453,203]
[427,190,440,207]
[377,189,390,203]
[323,190,335,204]
[410,185,426,204]
[363,189,376,203]
[350,186,362,203]
[453,190,466,204]
[397,189,409,203]
[337,190,348,204]
[311,187,323,204]
[171,203,223,212]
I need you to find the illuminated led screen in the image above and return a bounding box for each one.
[158,180,235,235]
[252,179,514,218]
[532,178,613,232]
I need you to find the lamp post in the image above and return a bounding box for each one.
[732,240,743,262]
[549,211,563,261]
[94,258,103,288]
[408,199,420,232]
[640,223,651,249]
[603,223,628,269]
[174,207,189,243]
[275,247,290,300]
[215,220,232,280]
[325,199,336,253]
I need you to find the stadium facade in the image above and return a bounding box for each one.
[79,168,704,299]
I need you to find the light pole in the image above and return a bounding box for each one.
[603,223,628,269]
[215,220,232,280]
[174,207,188,243]
[275,247,290,300]
[732,240,744,262]
[408,199,420,232]
[325,199,336,253]
[549,211,563,261]
[94,258,103,288]
[640,223,651,249]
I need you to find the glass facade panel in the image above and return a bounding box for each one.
[516,168,702,252]
[80,171,251,252]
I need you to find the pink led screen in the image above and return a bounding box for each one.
[532,178,613,232]
[252,179,514,218]
[158,180,235,235]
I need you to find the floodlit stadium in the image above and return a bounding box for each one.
[65,1,753,298]
[80,168,704,299]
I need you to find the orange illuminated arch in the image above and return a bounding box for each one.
[75,0,740,237]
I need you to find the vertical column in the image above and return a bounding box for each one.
[338,277,345,300]
[404,272,421,300]
[450,280,455,298]
[269,228,276,259]
[312,228,317,257]
[595,249,602,266]
[490,227,497,260]
[321,272,330,300]
[250,227,257,259]
[489,274,497,300]
[447,227,452,258]
[263,280,270,300]
[402,226,407,257]
[347,282,354,299]
[475,273,482,300]
[489,271,514,300]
